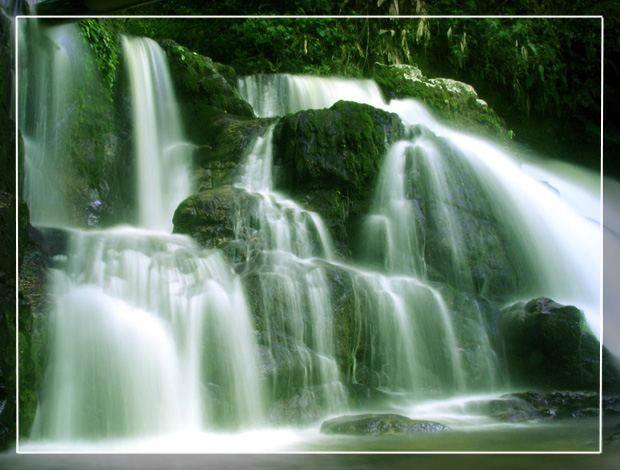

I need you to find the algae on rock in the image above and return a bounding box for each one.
[373,63,512,143]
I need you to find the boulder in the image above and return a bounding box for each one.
[172,186,262,262]
[501,297,619,391]
[494,391,604,422]
[372,63,511,142]
[320,413,451,435]
[272,100,404,252]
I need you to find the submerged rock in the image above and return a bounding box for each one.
[492,391,611,423]
[320,414,451,435]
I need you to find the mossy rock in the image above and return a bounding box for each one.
[373,63,512,144]
[0,195,50,444]
[0,192,17,449]
[159,39,253,118]
[320,413,451,435]
[500,297,617,391]
[172,186,262,261]
[191,107,275,167]
[274,100,404,199]
[272,100,404,253]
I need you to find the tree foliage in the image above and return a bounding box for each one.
[109,0,615,169]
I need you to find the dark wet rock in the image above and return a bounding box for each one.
[501,297,619,391]
[27,226,71,260]
[0,191,17,449]
[172,187,262,262]
[272,100,404,253]
[0,194,49,444]
[493,391,612,423]
[320,413,451,436]
[266,386,332,426]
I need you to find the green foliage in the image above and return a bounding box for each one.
[104,7,606,167]
[79,19,120,92]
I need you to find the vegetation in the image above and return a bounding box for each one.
[109,2,611,171]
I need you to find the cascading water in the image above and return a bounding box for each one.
[24,28,265,449]
[238,75,504,398]
[30,228,264,441]
[388,98,601,337]
[18,29,601,450]
[237,74,385,118]
[239,74,600,339]
[122,36,192,231]
[18,21,89,226]
[234,127,347,419]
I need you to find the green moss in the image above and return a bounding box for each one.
[79,19,120,94]
[272,101,403,256]
[373,63,513,145]
[159,39,254,117]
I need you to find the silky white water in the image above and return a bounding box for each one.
[237,78,503,400]
[18,21,89,226]
[122,36,192,231]
[234,127,347,418]
[240,74,601,339]
[25,32,265,448]
[30,228,264,442]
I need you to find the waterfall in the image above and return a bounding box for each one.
[18,21,89,226]
[25,30,265,446]
[237,77,502,401]
[389,99,601,337]
[31,229,264,440]
[238,74,385,118]
[240,74,600,339]
[235,126,347,419]
[19,27,600,450]
[122,36,192,232]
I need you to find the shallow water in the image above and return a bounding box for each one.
[2,415,619,469]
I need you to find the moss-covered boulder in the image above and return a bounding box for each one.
[274,100,403,199]
[320,414,451,435]
[172,186,262,262]
[272,100,404,252]
[501,297,618,391]
[373,63,511,143]
[159,39,253,118]
[0,42,14,195]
